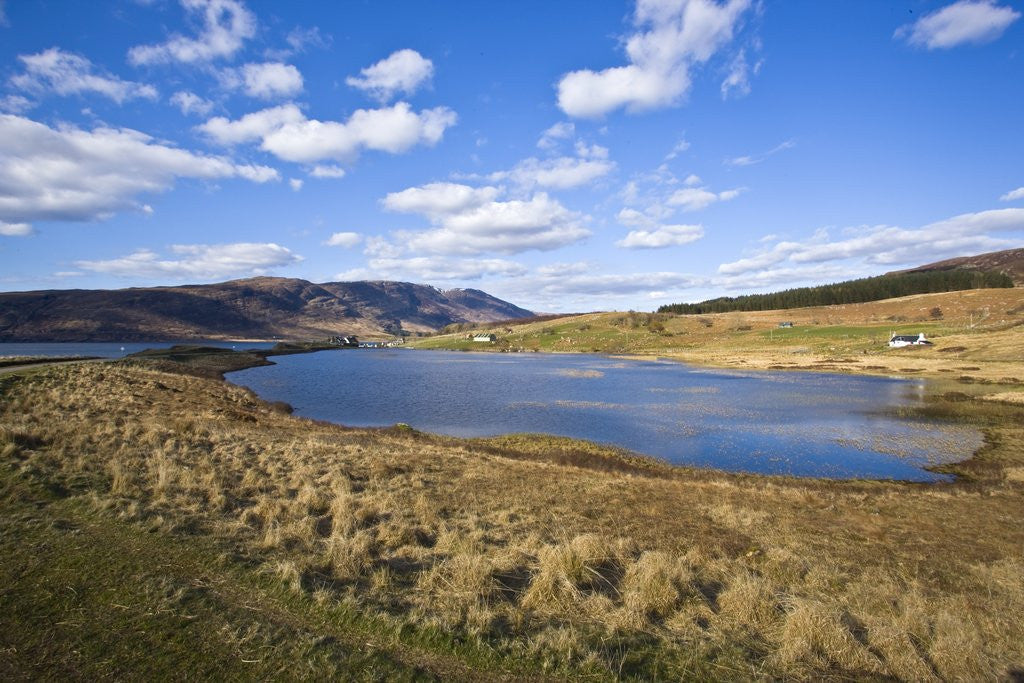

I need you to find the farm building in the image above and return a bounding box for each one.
[472,333,497,343]
[888,333,933,348]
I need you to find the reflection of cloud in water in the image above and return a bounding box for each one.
[649,386,720,394]
[554,400,622,410]
[555,369,604,378]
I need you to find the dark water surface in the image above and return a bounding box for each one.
[230,349,981,482]
[0,341,273,359]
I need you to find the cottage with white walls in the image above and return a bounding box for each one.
[888,333,933,348]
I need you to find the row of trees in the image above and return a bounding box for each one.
[657,269,1014,315]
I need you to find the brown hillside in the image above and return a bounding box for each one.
[0,277,533,342]
[890,246,1024,285]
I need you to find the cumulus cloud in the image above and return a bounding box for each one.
[170,90,214,116]
[381,182,590,255]
[309,165,346,179]
[557,0,752,117]
[0,221,34,237]
[615,206,703,248]
[1001,187,1024,201]
[346,49,434,102]
[11,48,158,103]
[537,121,575,150]
[235,62,303,99]
[75,242,300,280]
[718,208,1024,280]
[617,224,703,248]
[667,184,742,211]
[486,156,615,190]
[0,114,278,229]
[288,178,303,191]
[324,231,361,248]
[895,0,1020,49]
[128,0,257,65]
[199,102,456,163]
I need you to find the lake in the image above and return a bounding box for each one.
[0,341,273,359]
[230,349,981,482]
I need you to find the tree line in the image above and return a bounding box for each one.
[657,269,1014,315]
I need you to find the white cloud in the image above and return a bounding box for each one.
[0,221,34,237]
[718,208,1024,281]
[198,103,305,144]
[721,49,760,99]
[309,165,346,179]
[238,62,303,99]
[382,183,590,255]
[383,182,500,217]
[12,48,158,103]
[285,26,330,54]
[1000,187,1024,201]
[128,0,257,65]
[324,231,361,248]
[289,178,303,192]
[201,102,457,164]
[668,184,742,211]
[170,90,214,116]
[0,114,278,228]
[346,49,434,102]
[895,0,1020,49]
[487,156,615,190]
[0,95,34,114]
[664,137,691,160]
[724,139,794,166]
[337,256,526,283]
[617,224,703,248]
[557,0,752,117]
[615,207,703,248]
[75,242,301,280]
[511,266,700,301]
[537,121,575,150]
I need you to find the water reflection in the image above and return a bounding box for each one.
[229,350,981,482]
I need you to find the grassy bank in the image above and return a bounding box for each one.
[2,349,1023,678]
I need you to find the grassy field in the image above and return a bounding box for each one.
[413,288,1024,388]
[2,328,1023,678]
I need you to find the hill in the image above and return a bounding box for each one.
[889,246,1024,285]
[0,277,533,342]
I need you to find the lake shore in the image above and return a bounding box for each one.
[2,342,1023,679]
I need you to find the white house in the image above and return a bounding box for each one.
[472,333,496,343]
[889,333,932,348]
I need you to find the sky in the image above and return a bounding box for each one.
[0,0,1022,312]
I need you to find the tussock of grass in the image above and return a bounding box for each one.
[2,361,1024,678]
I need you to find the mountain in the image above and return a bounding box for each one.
[888,247,1024,285]
[0,277,533,342]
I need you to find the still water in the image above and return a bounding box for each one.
[0,341,273,359]
[230,349,981,482]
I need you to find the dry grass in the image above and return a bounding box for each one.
[2,360,1024,678]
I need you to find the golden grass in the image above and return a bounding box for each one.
[2,360,1024,678]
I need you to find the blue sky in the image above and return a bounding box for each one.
[1,0,1022,312]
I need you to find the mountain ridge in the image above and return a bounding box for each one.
[0,277,533,342]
